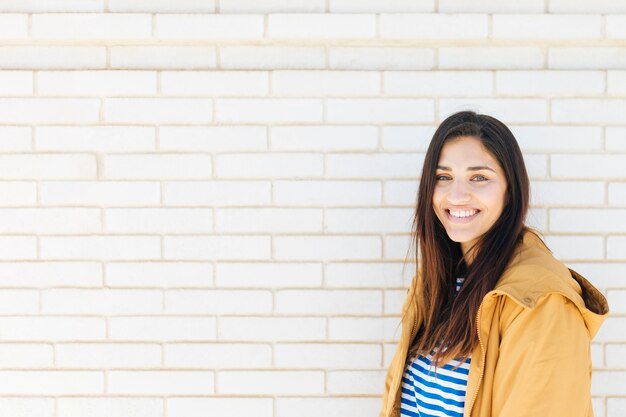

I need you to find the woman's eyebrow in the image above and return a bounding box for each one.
[436,165,496,173]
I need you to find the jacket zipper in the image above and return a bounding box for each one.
[466,302,485,417]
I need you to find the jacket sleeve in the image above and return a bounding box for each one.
[492,293,593,417]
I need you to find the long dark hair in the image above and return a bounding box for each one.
[405,110,532,370]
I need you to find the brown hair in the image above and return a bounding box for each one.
[405,110,532,371]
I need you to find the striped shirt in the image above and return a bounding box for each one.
[400,277,471,417]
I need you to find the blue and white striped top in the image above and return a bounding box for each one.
[400,277,471,417]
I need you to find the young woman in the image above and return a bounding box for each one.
[380,111,609,417]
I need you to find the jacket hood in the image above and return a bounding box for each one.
[493,229,609,339]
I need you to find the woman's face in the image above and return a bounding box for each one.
[432,136,508,257]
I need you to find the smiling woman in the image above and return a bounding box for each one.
[379,111,609,417]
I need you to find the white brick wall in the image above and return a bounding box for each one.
[0,3,622,417]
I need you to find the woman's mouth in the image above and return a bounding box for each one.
[446,209,480,224]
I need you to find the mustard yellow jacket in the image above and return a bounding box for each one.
[380,230,609,417]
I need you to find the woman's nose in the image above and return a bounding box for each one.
[447,180,471,203]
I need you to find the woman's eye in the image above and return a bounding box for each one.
[436,175,451,181]
[472,175,488,182]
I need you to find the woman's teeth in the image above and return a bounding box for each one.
[449,209,478,218]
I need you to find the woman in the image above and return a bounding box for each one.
[380,111,609,417]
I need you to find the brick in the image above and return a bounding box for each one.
[0,262,101,287]
[0,71,32,94]
[439,47,544,69]
[109,0,215,12]
[607,398,626,417]
[381,14,488,39]
[609,183,626,205]
[328,99,434,122]
[38,71,156,96]
[493,15,601,39]
[0,371,102,395]
[156,15,263,39]
[591,371,626,395]
[0,99,99,123]
[325,262,407,287]
[543,235,604,260]
[591,343,604,367]
[0,46,105,69]
[385,234,416,260]
[164,236,270,260]
[164,343,272,368]
[510,125,602,151]
[329,317,402,341]
[550,209,626,233]
[216,98,323,122]
[606,344,626,367]
[273,180,381,206]
[326,154,423,178]
[219,317,325,341]
[269,14,376,39]
[0,208,100,234]
[329,47,434,70]
[0,155,96,179]
[608,236,626,260]
[219,371,324,394]
[496,70,604,96]
[110,317,216,341]
[596,318,626,342]
[110,46,217,69]
[104,98,212,123]
[526,207,547,231]
[215,153,323,178]
[56,343,161,368]
[325,208,414,232]
[58,398,162,417]
[0,396,53,417]
[163,180,271,206]
[273,70,379,96]
[36,126,155,151]
[40,236,161,260]
[165,290,272,314]
[607,127,626,150]
[328,370,387,394]
[608,71,626,95]
[549,48,626,69]
[385,289,407,314]
[0,317,105,340]
[104,154,212,179]
[106,262,213,287]
[439,99,547,123]
[160,126,266,151]
[0,290,38,313]
[106,208,213,233]
[0,0,103,11]
[32,13,151,40]
[220,0,324,12]
[168,398,272,417]
[0,14,28,37]
[607,16,626,39]
[0,181,36,205]
[216,262,322,287]
[330,0,433,12]
[0,344,52,367]
[216,208,321,233]
[549,0,626,12]
[40,181,160,206]
[276,398,382,417]
[271,126,377,151]
[384,180,419,205]
[0,126,31,151]
[108,371,214,395]
[274,236,381,261]
[384,71,492,96]
[607,290,626,314]
[220,46,325,70]
[531,181,604,206]
[42,289,161,314]
[382,126,434,151]
[275,343,380,368]
[162,71,268,96]
[567,263,626,291]
[551,154,626,178]
[553,99,626,124]
[277,290,382,314]
[439,0,543,12]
